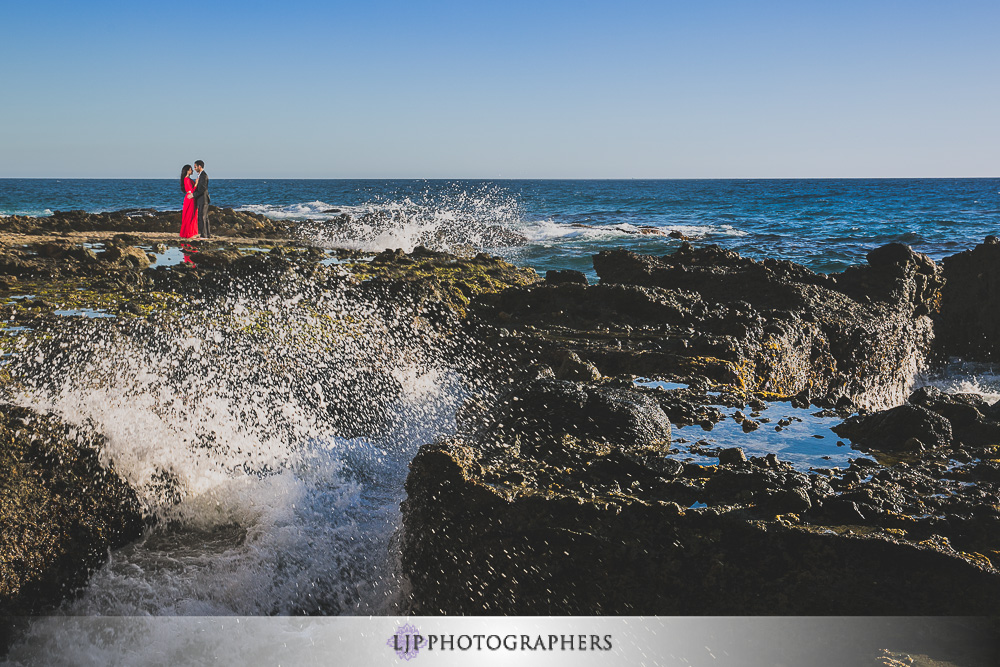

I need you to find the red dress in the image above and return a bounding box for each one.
[180,177,199,238]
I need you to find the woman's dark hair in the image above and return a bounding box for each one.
[180,164,192,193]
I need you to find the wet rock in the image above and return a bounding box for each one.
[29,242,68,259]
[66,246,99,263]
[908,385,988,431]
[760,486,812,513]
[821,497,870,522]
[0,406,145,617]
[833,404,953,451]
[657,459,685,477]
[487,378,671,458]
[480,243,941,410]
[401,432,1000,614]
[101,245,150,270]
[937,237,1000,360]
[110,233,142,247]
[791,389,811,409]
[192,247,243,269]
[718,447,747,465]
[553,350,601,382]
[544,269,588,285]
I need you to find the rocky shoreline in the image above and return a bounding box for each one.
[2,211,1000,635]
[0,207,290,239]
[401,240,1000,615]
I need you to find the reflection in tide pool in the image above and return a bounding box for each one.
[671,406,856,472]
[634,378,857,471]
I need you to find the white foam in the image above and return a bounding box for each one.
[236,186,751,254]
[519,220,748,243]
[257,186,528,254]
[6,272,471,624]
[237,201,352,221]
[913,360,1000,404]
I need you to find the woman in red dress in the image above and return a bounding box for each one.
[179,164,199,239]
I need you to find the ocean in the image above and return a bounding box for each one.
[2,178,998,277]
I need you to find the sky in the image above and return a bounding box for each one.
[1,1,998,178]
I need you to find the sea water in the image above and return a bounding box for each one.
[1,178,998,277]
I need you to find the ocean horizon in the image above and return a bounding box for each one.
[2,177,998,277]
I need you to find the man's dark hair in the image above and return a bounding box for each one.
[194,160,205,168]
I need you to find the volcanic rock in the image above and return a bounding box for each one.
[475,243,942,410]
[938,237,1000,360]
[544,269,588,285]
[101,244,150,270]
[833,404,953,452]
[0,406,145,619]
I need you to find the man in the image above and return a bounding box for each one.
[192,160,211,238]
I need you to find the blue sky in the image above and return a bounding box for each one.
[2,1,997,178]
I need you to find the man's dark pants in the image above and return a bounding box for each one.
[196,198,211,237]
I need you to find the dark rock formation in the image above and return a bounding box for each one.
[4,229,1000,621]
[402,379,1000,614]
[474,243,942,410]
[0,405,145,618]
[348,247,539,317]
[938,237,1000,360]
[837,384,1000,457]
[479,376,671,459]
[101,244,151,270]
[833,404,953,452]
[400,243,1000,616]
[544,269,588,285]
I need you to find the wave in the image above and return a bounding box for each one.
[236,186,751,256]
[237,200,351,221]
[0,208,53,218]
[4,269,478,622]
[242,185,528,254]
[913,360,1000,405]
[519,220,748,243]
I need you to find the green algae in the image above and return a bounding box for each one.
[345,252,539,317]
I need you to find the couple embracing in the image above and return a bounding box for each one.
[180,160,211,239]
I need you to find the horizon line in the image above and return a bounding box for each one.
[1,176,998,181]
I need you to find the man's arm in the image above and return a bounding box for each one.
[193,173,208,199]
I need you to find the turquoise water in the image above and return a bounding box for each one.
[2,179,998,276]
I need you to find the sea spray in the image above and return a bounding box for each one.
[2,261,486,622]
[288,183,527,253]
[913,359,1000,404]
